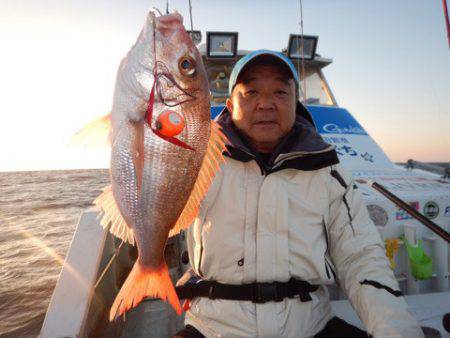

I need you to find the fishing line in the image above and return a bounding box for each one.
[94,240,124,289]
[154,62,196,106]
[298,0,306,102]
[188,0,194,31]
[151,7,163,16]
[144,14,195,150]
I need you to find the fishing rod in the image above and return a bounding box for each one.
[443,0,450,49]
[356,179,450,243]
[188,0,194,32]
[298,0,307,102]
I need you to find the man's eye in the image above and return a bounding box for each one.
[276,90,287,95]
[245,90,257,96]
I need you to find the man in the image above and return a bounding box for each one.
[175,50,423,337]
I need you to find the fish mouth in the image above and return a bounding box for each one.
[154,70,196,107]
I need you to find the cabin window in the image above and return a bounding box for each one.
[300,69,335,106]
[206,60,336,107]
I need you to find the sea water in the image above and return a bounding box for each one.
[0,169,109,337]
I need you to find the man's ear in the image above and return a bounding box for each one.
[226,98,234,113]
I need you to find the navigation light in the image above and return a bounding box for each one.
[287,35,318,60]
[206,32,238,58]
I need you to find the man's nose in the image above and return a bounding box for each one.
[256,94,275,110]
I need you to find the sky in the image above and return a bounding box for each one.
[0,0,449,171]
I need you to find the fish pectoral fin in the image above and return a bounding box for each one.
[109,261,182,321]
[169,121,228,237]
[94,185,135,245]
[70,113,112,148]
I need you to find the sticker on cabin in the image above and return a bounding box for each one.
[332,144,375,163]
[308,106,367,135]
[322,123,366,135]
[335,145,357,156]
[395,201,419,220]
[360,152,374,162]
[322,136,376,163]
[322,136,349,144]
[423,201,439,219]
[306,106,368,135]
[444,206,450,217]
[367,204,389,226]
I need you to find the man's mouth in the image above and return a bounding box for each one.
[254,121,278,126]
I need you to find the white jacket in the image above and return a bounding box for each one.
[184,109,423,338]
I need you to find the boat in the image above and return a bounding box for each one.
[40,30,450,338]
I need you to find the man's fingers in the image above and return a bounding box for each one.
[182,299,191,311]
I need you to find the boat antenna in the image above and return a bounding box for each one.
[188,0,194,31]
[166,0,169,14]
[298,0,307,102]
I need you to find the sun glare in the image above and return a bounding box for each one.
[0,7,127,171]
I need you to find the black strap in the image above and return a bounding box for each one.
[174,325,206,338]
[360,279,403,297]
[176,278,319,303]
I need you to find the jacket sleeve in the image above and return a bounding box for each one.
[327,164,423,338]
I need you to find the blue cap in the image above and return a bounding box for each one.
[228,49,299,95]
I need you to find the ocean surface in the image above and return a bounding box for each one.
[0,169,110,338]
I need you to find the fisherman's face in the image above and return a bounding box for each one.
[226,63,296,153]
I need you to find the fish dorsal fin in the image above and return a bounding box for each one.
[94,185,135,245]
[169,121,228,237]
[70,114,112,147]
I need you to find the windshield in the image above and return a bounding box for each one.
[299,68,335,106]
[206,60,336,107]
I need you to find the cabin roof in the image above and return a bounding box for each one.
[197,44,333,69]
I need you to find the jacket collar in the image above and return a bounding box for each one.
[215,104,339,173]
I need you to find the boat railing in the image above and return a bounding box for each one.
[405,159,450,179]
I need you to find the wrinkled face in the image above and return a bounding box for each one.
[226,63,297,153]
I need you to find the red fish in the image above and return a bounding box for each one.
[87,11,226,320]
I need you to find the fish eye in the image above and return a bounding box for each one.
[178,56,196,77]
[181,59,190,69]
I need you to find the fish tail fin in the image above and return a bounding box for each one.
[109,261,181,321]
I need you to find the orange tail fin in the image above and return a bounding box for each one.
[109,261,181,321]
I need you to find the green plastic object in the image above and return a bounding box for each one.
[403,237,433,280]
